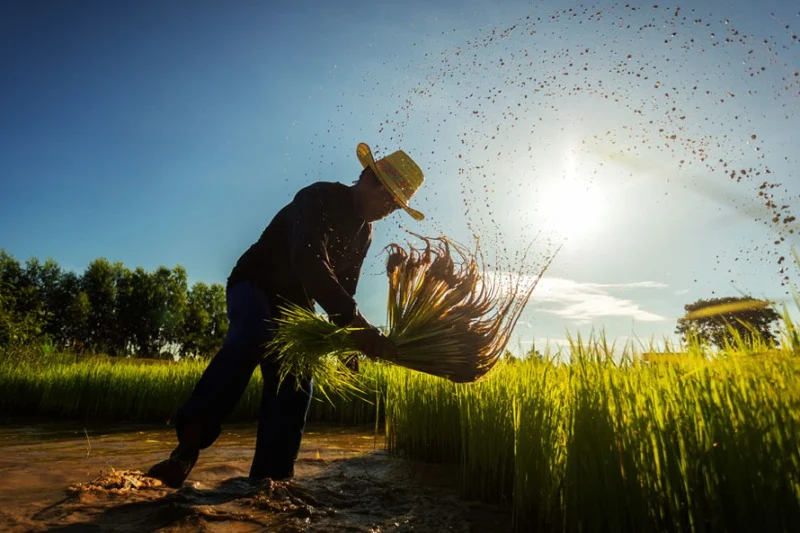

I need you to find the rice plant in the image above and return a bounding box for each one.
[0,350,385,424]
[381,332,800,532]
[384,367,462,463]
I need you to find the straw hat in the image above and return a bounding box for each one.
[357,142,425,221]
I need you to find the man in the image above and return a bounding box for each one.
[146,142,425,488]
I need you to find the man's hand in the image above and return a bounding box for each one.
[345,354,360,374]
[346,312,396,361]
[349,322,396,361]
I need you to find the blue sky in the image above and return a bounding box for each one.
[2,0,798,354]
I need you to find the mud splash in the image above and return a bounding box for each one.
[0,422,509,532]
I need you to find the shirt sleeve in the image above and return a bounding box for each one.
[288,186,361,327]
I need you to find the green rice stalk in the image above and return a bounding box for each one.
[268,303,365,403]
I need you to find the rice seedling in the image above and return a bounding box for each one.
[269,235,555,396]
[267,302,367,404]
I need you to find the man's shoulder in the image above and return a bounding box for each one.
[294,181,350,203]
[298,181,349,195]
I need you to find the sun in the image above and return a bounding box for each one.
[536,151,607,243]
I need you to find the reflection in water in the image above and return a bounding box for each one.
[0,422,509,532]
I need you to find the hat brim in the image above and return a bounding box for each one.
[357,143,425,221]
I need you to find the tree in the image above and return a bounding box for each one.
[150,265,188,357]
[113,266,138,356]
[675,296,781,349]
[65,289,91,353]
[0,251,225,358]
[0,251,44,347]
[117,265,188,358]
[37,258,63,342]
[180,281,227,358]
[19,258,45,322]
[204,282,228,356]
[81,258,122,354]
[181,282,212,358]
[122,266,159,357]
[0,279,18,346]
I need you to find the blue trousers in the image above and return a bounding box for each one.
[175,281,313,480]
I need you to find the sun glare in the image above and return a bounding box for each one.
[537,150,606,243]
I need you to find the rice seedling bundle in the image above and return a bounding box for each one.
[270,235,552,395]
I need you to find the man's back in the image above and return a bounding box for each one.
[227,181,372,324]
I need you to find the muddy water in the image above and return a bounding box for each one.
[0,422,510,532]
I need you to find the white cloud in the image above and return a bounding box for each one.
[479,272,670,325]
[530,276,669,324]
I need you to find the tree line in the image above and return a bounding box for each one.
[1,248,787,359]
[0,250,227,358]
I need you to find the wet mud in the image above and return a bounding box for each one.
[0,422,510,532]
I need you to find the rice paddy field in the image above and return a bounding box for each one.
[2,337,799,532]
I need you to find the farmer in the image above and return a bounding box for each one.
[146,143,425,488]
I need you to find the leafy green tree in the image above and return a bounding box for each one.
[0,250,223,358]
[19,258,45,320]
[81,258,122,354]
[0,253,78,349]
[113,265,138,356]
[0,280,16,346]
[150,265,188,357]
[0,250,24,292]
[0,251,44,346]
[204,282,228,356]
[0,252,19,346]
[117,265,188,358]
[122,267,157,356]
[180,281,227,358]
[181,282,212,358]
[675,296,781,349]
[65,289,92,353]
[36,258,63,343]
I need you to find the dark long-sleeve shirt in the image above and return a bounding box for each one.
[227,182,373,326]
